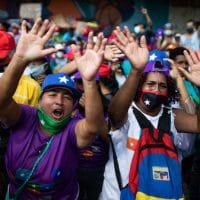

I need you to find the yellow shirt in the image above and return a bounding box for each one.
[13,75,41,107]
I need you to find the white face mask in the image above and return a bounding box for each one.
[134,26,141,34]
[164,30,174,36]
[28,63,47,79]
[54,32,59,36]
[56,51,64,58]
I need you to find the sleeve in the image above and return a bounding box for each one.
[12,104,37,129]
[171,109,196,157]
[67,117,80,147]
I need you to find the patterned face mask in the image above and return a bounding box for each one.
[140,91,168,110]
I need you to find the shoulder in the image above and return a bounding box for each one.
[11,104,37,129]
[20,75,41,89]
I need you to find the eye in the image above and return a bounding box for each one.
[145,82,155,87]
[48,92,56,96]
[159,84,167,89]
[64,94,73,101]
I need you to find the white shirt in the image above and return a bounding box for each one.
[99,103,184,200]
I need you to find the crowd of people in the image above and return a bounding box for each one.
[0,4,200,200]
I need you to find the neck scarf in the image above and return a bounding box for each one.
[37,107,71,134]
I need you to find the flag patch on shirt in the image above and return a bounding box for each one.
[127,137,138,151]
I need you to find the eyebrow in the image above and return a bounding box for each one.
[48,88,74,96]
[146,80,167,84]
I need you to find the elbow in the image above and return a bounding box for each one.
[87,119,108,136]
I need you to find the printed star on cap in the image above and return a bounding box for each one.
[149,53,157,61]
[59,75,69,84]
[144,99,150,106]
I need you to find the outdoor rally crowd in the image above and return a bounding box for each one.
[0,5,200,200]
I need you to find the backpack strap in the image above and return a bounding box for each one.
[132,106,171,142]
[132,106,154,136]
[108,133,123,190]
[158,107,171,133]
[156,107,171,141]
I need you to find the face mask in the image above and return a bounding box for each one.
[28,63,47,79]
[186,27,194,34]
[140,91,168,110]
[134,26,141,34]
[54,32,59,36]
[37,107,71,134]
[56,51,64,58]
[164,30,173,36]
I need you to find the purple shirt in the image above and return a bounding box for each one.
[79,136,109,168]
[76,110,109,168]
[6,105,80,199]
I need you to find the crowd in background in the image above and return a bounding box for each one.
[0,3,200,200]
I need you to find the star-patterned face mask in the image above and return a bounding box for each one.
[140,91,168,110]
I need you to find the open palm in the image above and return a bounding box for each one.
[113,26,148,72]
[178,50,200,86]
[15,18,56,63]
[72,32,107,81]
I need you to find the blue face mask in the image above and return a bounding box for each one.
[28,63,47,79]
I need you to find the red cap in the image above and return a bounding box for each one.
[0,31,16,59]
[99,64,111,78]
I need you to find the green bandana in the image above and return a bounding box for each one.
[37,107,71,134]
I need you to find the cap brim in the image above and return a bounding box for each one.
[42,86,81,99]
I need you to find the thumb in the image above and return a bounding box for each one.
[140,35,147,49]
[178,67,190,80]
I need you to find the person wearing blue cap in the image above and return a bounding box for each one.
[0,18,108,199]
[99,26,200,200]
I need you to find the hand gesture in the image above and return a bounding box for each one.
[141,7,148,15]
[104,44,124,62]
[72,32,107,81]
[113,26,148,72]
[164,58,182,80]
[15,18,57,63]
[178,50,200,86]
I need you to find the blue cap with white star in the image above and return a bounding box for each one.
[149,50,168,61]
[42,73,81,98]
[143,50,170,76]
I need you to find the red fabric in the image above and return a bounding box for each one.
[0,31,16,59]
[129,128,179,194]
[65,49,74,60]
[98,64,111,78]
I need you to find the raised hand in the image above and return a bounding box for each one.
[113,26,148,72]
[15,18,57,63]
[71,32,107,81]
[141,7,148,15]
[164,58,182,80]
[104,44,124,62]
[178,50,200,86]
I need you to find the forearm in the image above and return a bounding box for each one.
[108,68,142,127]
[58,60,77,75]
[0,54,28,107]
[176,76,196,114]
[197,105,200,132]
[144,13,152,30]
[83,79,105,133]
